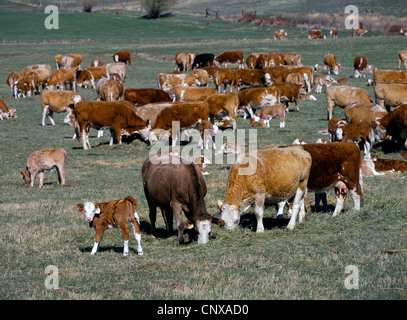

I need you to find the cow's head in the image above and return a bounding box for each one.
[217,200,240,231]
[64,111,75,126]
[185,215,224,244]
[76,202,100,222]
[20,167,31,186]
[147,128,170,145]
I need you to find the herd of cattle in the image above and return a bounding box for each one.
[3,44,407,255]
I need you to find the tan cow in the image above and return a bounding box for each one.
[374,69,407,84]
[157,73,197,96]
[323,53,340,75]
[175,52,196,72]
[20,64,51,90]
[374,84,407,111]
[77,66,108,88]
[175,86,217,102]
[353,28,368,37]
[398,51,407,70]
[205,92,239,131]
[40,90,81,126]
[213,67,236,92]
[47,68,76,91]
[0,98,17,120]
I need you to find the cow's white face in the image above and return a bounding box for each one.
[218,201,240,231]
[336,128,343,141]
[82,202,100,222]
[196,219,212,244]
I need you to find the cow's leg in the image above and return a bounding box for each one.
[130,215,143,255]
[148,203,158,236]
[276,201,286,219]
[163,208,174,235]
[91,227,104,255]
[118,222,130,256]
[82,129,89,150]
[287,187,305,230]
[56,164,65,186]
[348,188,362,211]
[172,203,185,246]
[48,110,56,126]
[254,194,266,232]
[38,171,44,188]
[42,105,49,126]
[332,182,347,217]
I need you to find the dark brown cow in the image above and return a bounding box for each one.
[124,88,172,106]
[378,104,407,152]
[234,69,266,91]
[215,51,244,68]
[142,153,222,245]
[271,82,304,112]
[113,51,131,65]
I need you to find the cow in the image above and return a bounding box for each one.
[398,51,407,70]
[132,102,175,130]
[72,100,150,150]
[55,54,82,70]
[175,86,217,102]
[281,53,302,66]
[175,52,196,72]
[271,82,304,112]
[238,86,280,119]
[361,154,407,176]
[374,84,407,111]
[0,98,17,120]
[77,196,142,256]
[401,28,407,36]
[328,117,348,142]
[344,102,388,142]
[213,67,236,92]
[256,53,284,69]
[374,69,407,85]
[353,28,368,37]
[330,30,338,38]
[90,59,104,67]
[274,29,287,40]
[47,68,76,91]
[191,69,210,87]
[21,148,67,188]
[333,122,374,158]
[40,90,81,126]
[157,73,197,95]
[275,66,313,93]
[5,71,20,95]
[326,85,372,120]
[313,75,336,94]
[96,79,123,101]
[217,147,312,232]
[192,53,215,69]
[323,53,340,75]
[105,62,126,80]
[142,153,223,245]
[12,80,30,98]
[20,64,51,90]
[199,119,219,150]
[113,51,131,65]
[246,53,262,69]
[234,69,266,91]
[310,34,326,39]
[214,51,244,68]
[308,29,322,39]
[77,66,108,88]
[205,92,239,131]
[147,101,210,147]
[353,56,367,78]
[378,104,407,152]
[253,103,286,128]
[24,71,40,96]
[124,88,172,106]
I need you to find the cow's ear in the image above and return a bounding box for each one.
[76,203,84,213]
[217,200,223,209]
[20,171,25,177]
[185,220,194,229]
[94,206,101,214]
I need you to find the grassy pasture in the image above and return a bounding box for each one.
[0,10,406,300]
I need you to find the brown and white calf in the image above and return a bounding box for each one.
[334,122,374,158]
[328,117,348,142]
[77,196,143,256]
[274,29,287,40]
[5,71,20,95]
[308,29,322,39]
[218,147,312,231]
[330,30,338,38]
[238,86,280,119]
[205,92,238,131]
[0,98,17,120]
[124,88,172,106]
[353,56,367,78]
[77,66,108,88]
[361,154,407,176]
[313,75,336,94]
[113,51,131,65]
[353,28,368,37]
[323,53,340,75]
[72,100,150,150]
[41,90,81,126]
[253,103,286,128]
[47,68,76,91]
[21,148,67,188]
[215,51,244,68]
[326,85,372,120]
[157,73,197,95]
[142,153,223,245]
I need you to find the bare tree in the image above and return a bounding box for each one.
[141,0,178,19]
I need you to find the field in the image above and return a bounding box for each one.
[0,4,406,302]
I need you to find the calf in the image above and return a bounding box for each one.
[205,92,238,131]
[21,148,67,188]
[313,75,336,94]
[113,51,131,65]
[218,147,312,231]
[40,90,81,126]
[142,153,222,245]
[353,56,367,78]
[253,103,286,128]
[5,71,20,95]
[330,30,338,38]
[124,88,171,106]
[47,68,76,91]
[0,98,17,120]
[238,86,280,119]
[334,122,374,158]
[323,53,340,75]
[353,28,368,37]
[328,117,348,142]
[361,154,407,176]
[77,196,143,256]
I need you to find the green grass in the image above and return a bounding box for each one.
[0,11,406,300]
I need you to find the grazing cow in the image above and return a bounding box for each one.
[353,28,368,37]
[334,122,373,158]
[148,101,210,146]
[73,100,149,150]
[91,59,104,67]
[272,82,304,112]
[374,69,407,84]
[328,117,348,142]
[234,69,266,91]
[192,53,215,69]
[361,154,407,177]
[275,66,313,93]
[199,119,219,150]
[326,85,372,120]
[40,90,81,126]
[218,147,312,231]
[313,75,336,94]
[378,104,407,152]
[253,103,286,128]
[21,148,67,188]
[215,51,244,68]
[13,80,30,98]
[281,53,302,66]
[77,196,143,256]
[246,53,263,69]
[5,71,20,95]
[47,68,76,91]
[205,92,239,131]
[124,88,171,106]
[175,86,217,102]
[77,66,108,88]
[344,102,388,142]
[157,73,197,95]
[96,79,123,101]
[296,142,364,216]
[191,69,210,87]
[255,53,283,69]
[142,153,223,245]
[353,56,367,78]
[398,51,407,70]
[24,71,40,96]
[213,67,236,92]
[105,62,126,80]
[238,86,280,119]
[55,54,82,70]
[323,53,340,75]
[0,98,17,120]
[274,29,287,40]
[308,29,322,39]
[113,51,131,65]
[175,52,196,72]
[374,84,407,111]
[330,30,338,38]
[20,64,51,90]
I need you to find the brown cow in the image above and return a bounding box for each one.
[234,69,266,91]
[77,66,108,88]
[213,67,236,92]
[47,68,76,91]
[323,53,340,75]
[353,28,368,37]
[238,86,280,119]
[124,88,171,106]
[378,104,407,152]
[353,56,367,78]
[271,82,304,112]
[274,29,287,40]
[96,79,123,101]
[0,98,17,120]
[77,196,143,256]
[205,92,239,131]
[175,86,217,102]
[113,51,131,65]
[215,51,244,68]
